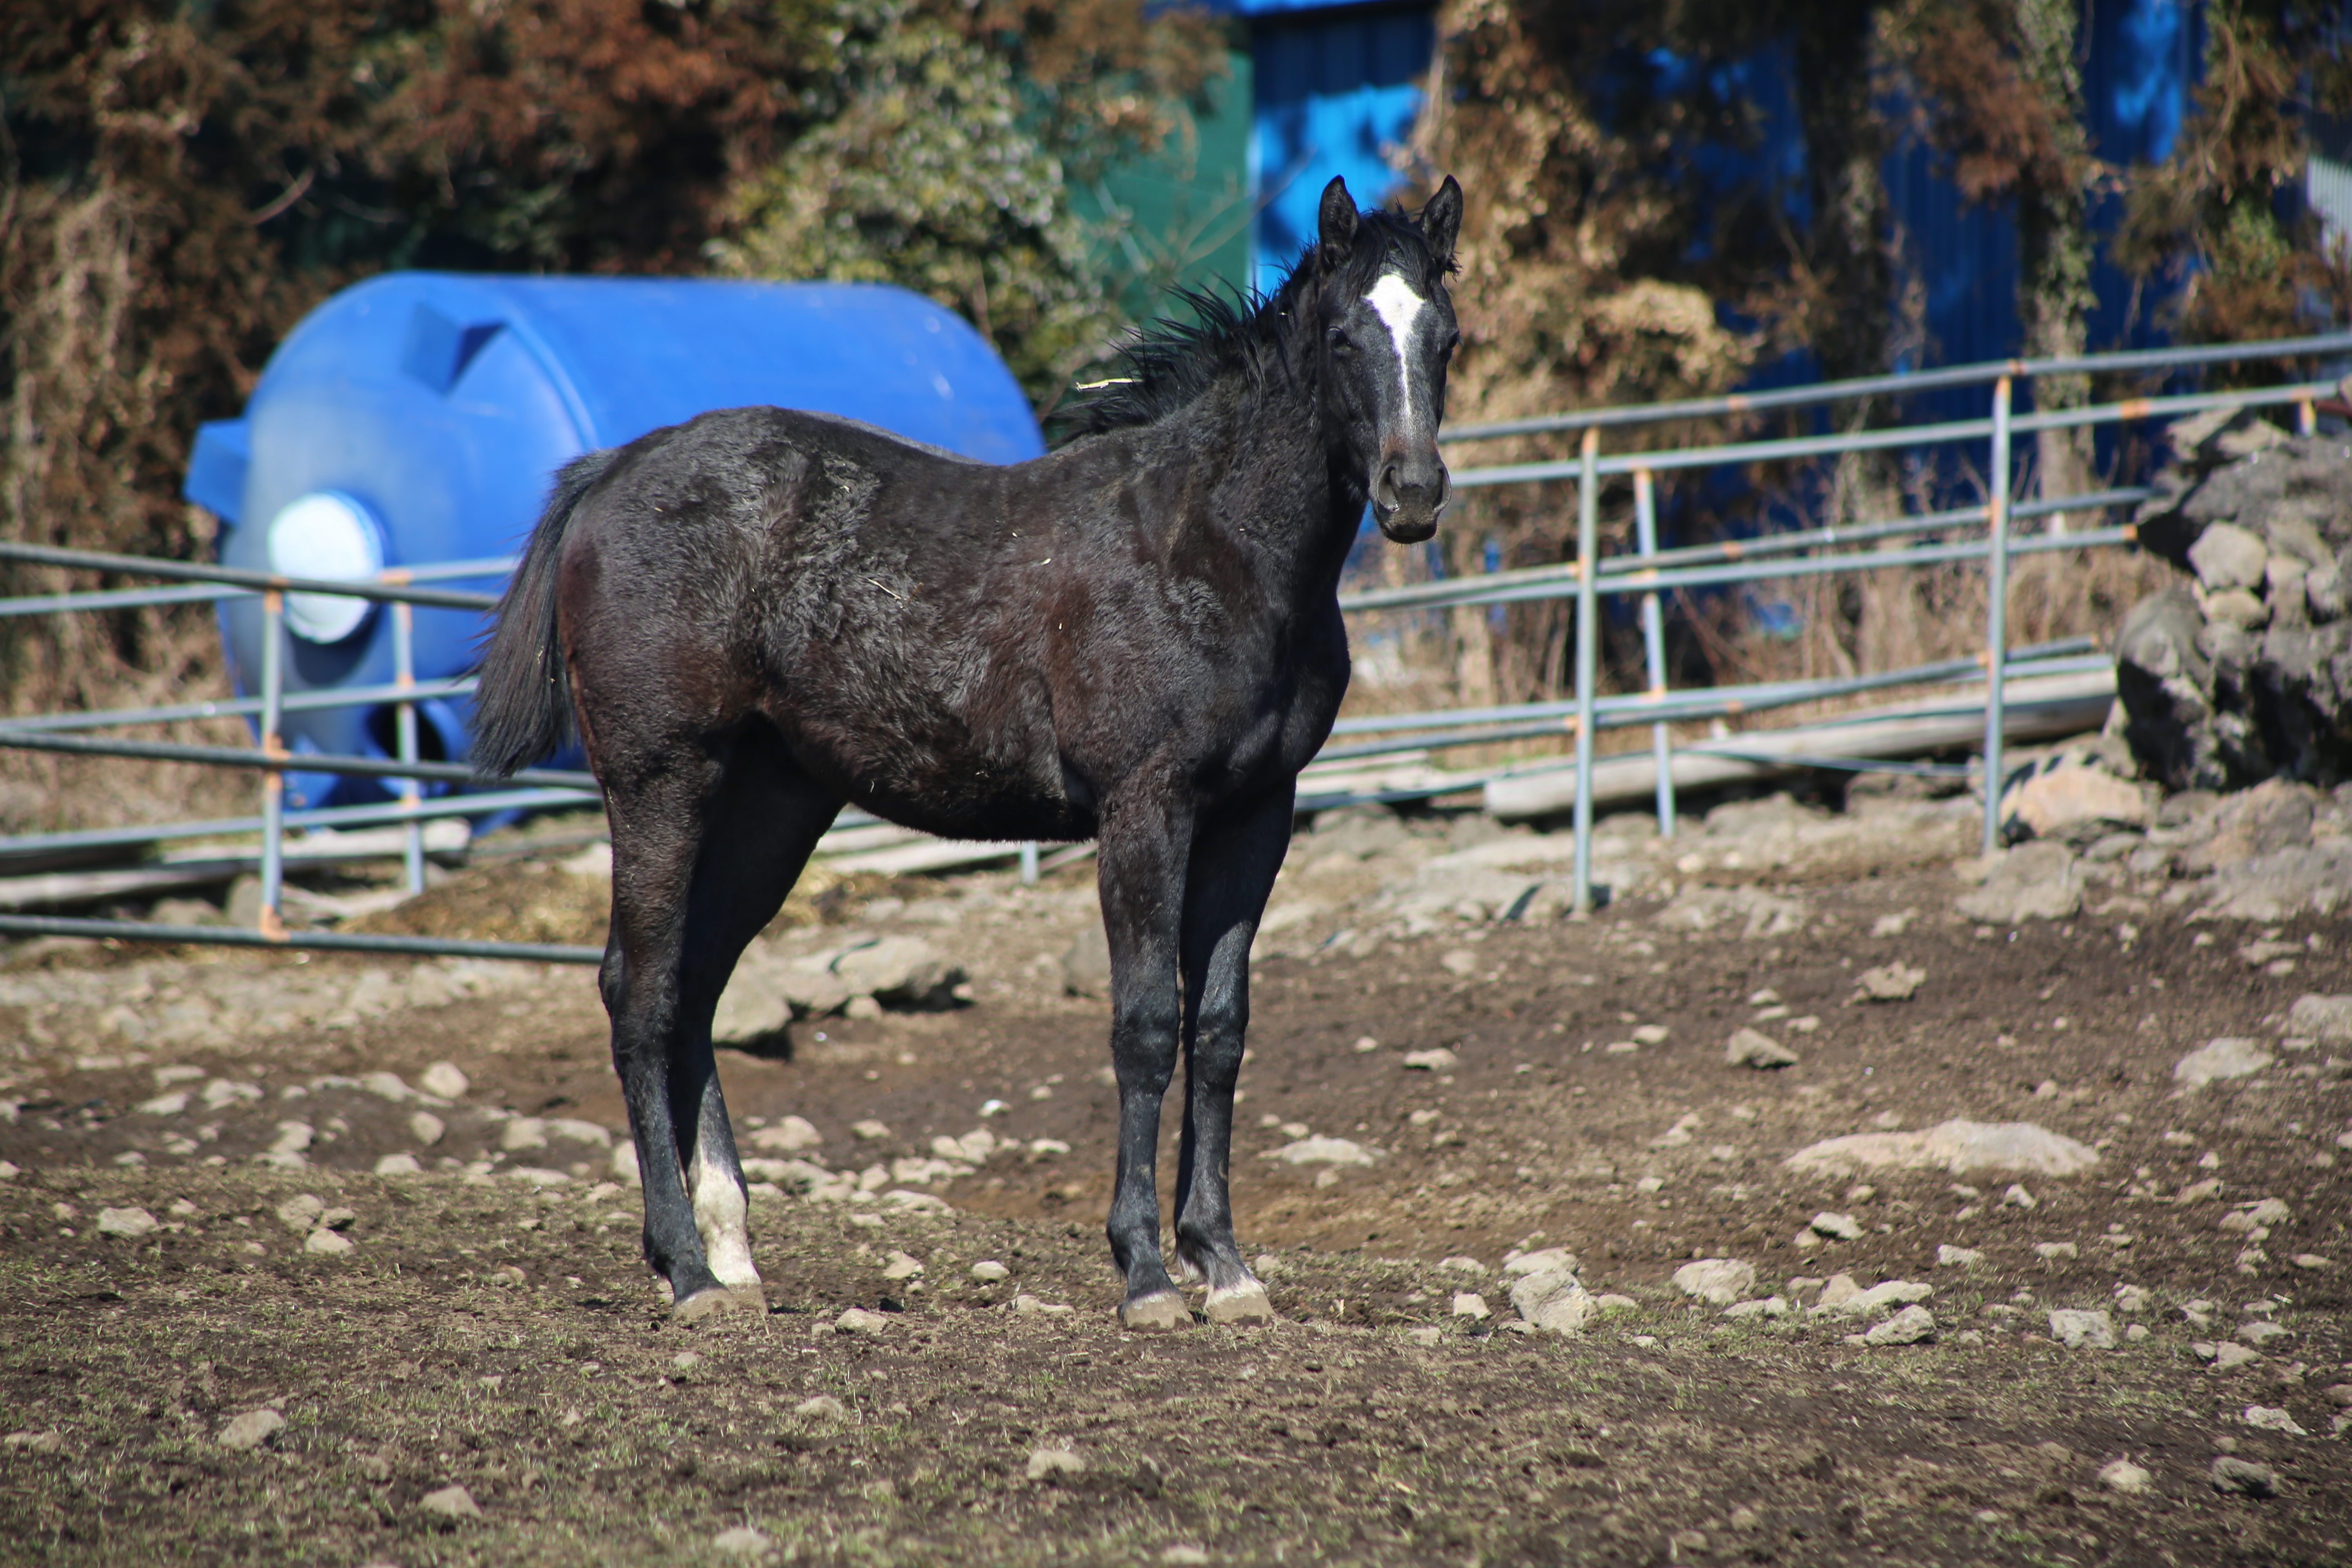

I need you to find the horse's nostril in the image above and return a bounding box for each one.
[1375,464,1401,511]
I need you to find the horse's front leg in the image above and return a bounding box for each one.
[1096,791,1195,1331]
[1171,786,1291,1326]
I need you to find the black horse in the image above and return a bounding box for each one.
[472,174,1463,1330]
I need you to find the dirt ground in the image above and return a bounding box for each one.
[2,804,2349,1565]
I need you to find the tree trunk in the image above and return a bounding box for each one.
[2012,0,2098,532]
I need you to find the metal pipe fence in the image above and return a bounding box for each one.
[1,327,2342,954]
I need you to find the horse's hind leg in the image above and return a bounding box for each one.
[672,753,837,1311]
[603,737,834,1321]
[1171,788,1291,1327]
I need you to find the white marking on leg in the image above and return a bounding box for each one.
[690,1145,760,1289]
[1365,272,1429,416]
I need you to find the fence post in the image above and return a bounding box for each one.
[1019,841,1040,885]
[1632,467,1675,837]
[1980,374,2013,859]
[1572,426,1600,913]
[258,591,287,940]
[390,589,425,895]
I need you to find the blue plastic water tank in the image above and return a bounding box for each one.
[183,274,1045,811]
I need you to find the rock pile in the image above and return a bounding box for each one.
[2118,411,2352,791]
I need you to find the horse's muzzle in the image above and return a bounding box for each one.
[1372,454,1448,543]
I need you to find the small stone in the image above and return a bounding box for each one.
[136,1091,190,1116]
[304,1228,354,1256]
[1272,1136,1375,1167]
[1503,1247,1579,1276]
[2247,1197,2291,1225]
[1809,1212,1863,1241]
[834,1308,889,1334]
[1725,1027,1798,1069]
[2114,1285,2152,1314]
[1025,1447,1085,1481]
[1936,1245,1983,1268]
[2323,1383,2352,1408]
[794,1396,847,1420]
[713,1526,773,1557]
[2125,1323,2151,1342]
[374,1154,423,1176]
[96,1207,158,1240]
[419,1062,469,1099]
[970,1260,1011,1283]
[1451,1292,1490,1320]
[2292,1253,2332,1270]
[2208,1457,2278,1496]
[2048,1310,2117,1350]
[1864,1304,1937,1345]
[1722,1296,1789,1321]
[2175,1038,2276,1087]
[2005,1184,2038,1209]
[1401,1048,1459,1071]
[2214,1343,2260,1371]
[2237,1320,2291,1348]
[1162,1548,1212,1566]
[359,1071,410,1102]
[2097,1458,2152,1494]
[1406,1323,1445,1347]
[1633,1024,1670,1044]
[1439,1255,1487,1275]
[2035,1242,2078,1261]
[880,1250,924,1281]
[1510,1270,1598,1334]
[1012,1294,1075,1317]
[851,1119,891,1141]
[751,1116,823,1152]
[1855,962,1924,1001]
[216,1409,284,1451]
[275,1194,325,1233]
[419,1483,482,1519]
[1671,1258,1758,1307]
[2243,1404,2308,1436]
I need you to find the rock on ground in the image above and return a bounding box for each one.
[419,1484,482,1519]
[216,1409,284,1451]
[1671,1258,1757,1307]
[1510,1270,1597,1335]
[1784,1119,2099,1178]
[2174,1037,2275,1087]
[1863,1304,1936,1345]
[2047,1310,2118,1350]
[1725,1027,1798,1069]
[1956,842,2081,923]
[2097,1458,2152,1494]
[2208,1457,2279,1497]
[96,1207,157,1239]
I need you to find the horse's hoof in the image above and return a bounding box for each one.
[1119,1291,1193,1333]
[672,1285,744,1324]
[728,1282,768,1312]
[1204,1281,1276,1326]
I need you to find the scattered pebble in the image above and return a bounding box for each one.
[1863,1305,1937,1345]
[2174,1038,2275,1088]
[713,1526,773,1557]
[2004,1184,2037,1209]
[2097,1457,2151,1494]
[1025,1447,1086,1481]
[408,1112,446,1147]
[275,1194,325,1233]
[1503,1247,1578,1276]
[418,1062,469,1099]
[419,1483,482,1519]
[2242,1404,2308,1436]
[1511,1270,1597,1334]
[851,1120,891,1141]
[303,1228,354,1256]
[1724,1028,1799,1069]
[1936,1245,1983,1268]
[1670,1258,1757,1307]
[216,1409,283,1452]
[833,1308,889,1334]
[2113,1285,2151,1314]
[374,1154,422,1176]
[1271,1136,1375,1167]
[1012,1295,1074,1317]
[970,1261,1011,1283]
[1401,1048,1459,1072]
[1855,962,1924,1001]
[1438,1255,1486,1275]
[1350,1035,1379,1053]
[1451,1292,1490,1320]
[1723,1296,1789,1321]
[1808,1212,1863,1241]
[794,1396,847,1421]
[880,1251,924,1281]
[96,1207,158,1240]
[2047,1310,2117,1351]
[2035,1242,2078,1261]
[2208,1457,2278,1497]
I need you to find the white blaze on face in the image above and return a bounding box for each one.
[1365,272,1430,422]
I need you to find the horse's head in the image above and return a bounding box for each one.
[1313,174,1463,544]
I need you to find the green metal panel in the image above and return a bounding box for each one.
[1073,48,1256,321]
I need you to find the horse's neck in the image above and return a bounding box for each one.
[1192,374,1360,605]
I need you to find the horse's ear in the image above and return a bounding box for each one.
[1421,176,1463,270]
[1316,176,1357,270]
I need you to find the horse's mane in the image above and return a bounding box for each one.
[1057,207,1448,441]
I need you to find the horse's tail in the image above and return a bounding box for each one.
[470,449,616,777]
